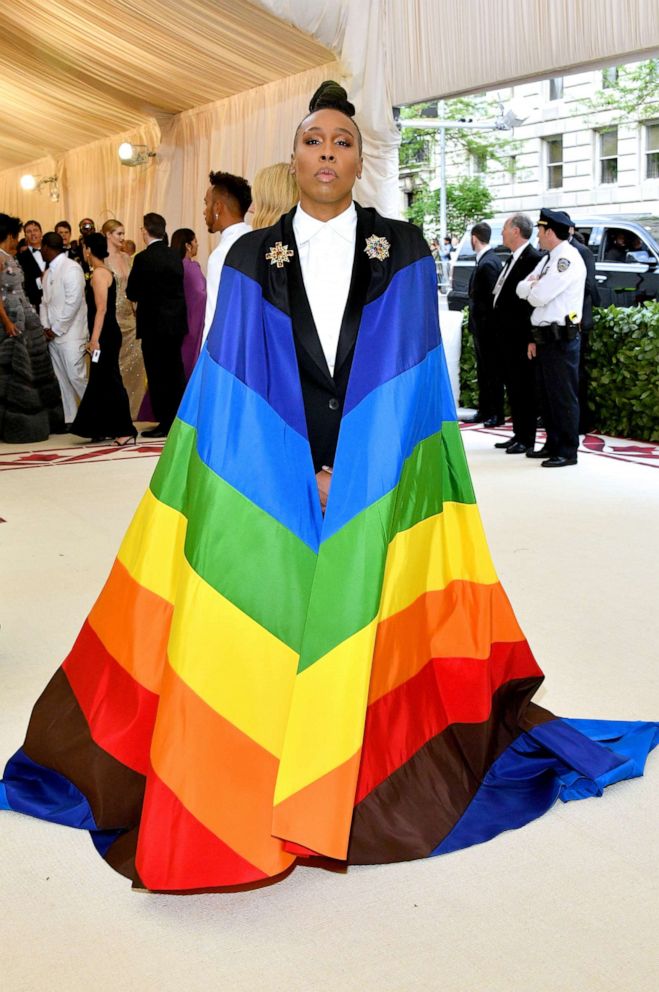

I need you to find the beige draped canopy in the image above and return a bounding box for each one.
[2,0,658,249]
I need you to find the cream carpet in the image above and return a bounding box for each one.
[1,428,657,992]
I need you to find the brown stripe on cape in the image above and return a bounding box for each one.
[21,667,145,882]
[347,677,554,864]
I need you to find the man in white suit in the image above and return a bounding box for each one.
[40,232,88,427]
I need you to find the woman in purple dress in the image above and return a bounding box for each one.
[171,229,206,382]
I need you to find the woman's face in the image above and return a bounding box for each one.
[292,109,362,217]
[187,237,198,258]
[107,226,125,250]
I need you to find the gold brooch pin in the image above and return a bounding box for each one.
[265,242,294,268]
[364,234,390,261]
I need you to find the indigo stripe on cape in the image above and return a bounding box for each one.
[345,256,441,416]
[206,267,308,438]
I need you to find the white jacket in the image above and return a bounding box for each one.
[39,254,88,342]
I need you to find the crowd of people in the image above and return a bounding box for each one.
[465,208,596,467]
[0,162,298,445]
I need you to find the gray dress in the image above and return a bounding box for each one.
[0,249,64,442]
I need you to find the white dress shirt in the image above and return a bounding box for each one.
[30,246,46,272]
[293,202,357,376]
[492,241,529,305]
[202,221,251,344]
[516,240,586,325]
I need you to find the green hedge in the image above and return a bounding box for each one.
[458,302,659,441]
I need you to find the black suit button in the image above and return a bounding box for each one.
[328,398,340,411]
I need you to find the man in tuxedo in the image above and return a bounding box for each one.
[202,171,252,345]
[39,232,88,427]
[54,221,79,261]
[466,221,504,427]
[492,214,542,454]
[18,220,46,309]
[126,212,187,437]
[568,223,600,433]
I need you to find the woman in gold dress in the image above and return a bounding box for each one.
[101,219,146,420]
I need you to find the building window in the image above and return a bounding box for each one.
[602,66,618,88]
[646,122,659,179]
[508,155,517,181]
[471,151,487,175]
[549,77,564,100]
[599,128,618,184]
[545,136,563,188]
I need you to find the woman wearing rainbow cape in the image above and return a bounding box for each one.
[1,83,656,893]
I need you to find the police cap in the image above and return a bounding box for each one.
[537,208,572,239]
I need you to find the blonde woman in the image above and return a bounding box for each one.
[101,219,146,419]
[250,162,298,230]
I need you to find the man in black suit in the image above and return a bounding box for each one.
[126,212,187,437]
[568,223,600,433]
[18,219,45,309]
[466,221,504,427]
[492,213,542,454]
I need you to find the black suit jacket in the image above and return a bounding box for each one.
[125,240,187,341]
[282,205,372,472]
[570,237,600,331]
[468,247,502,335]
[18,248,44,308]
[493,243,543,345]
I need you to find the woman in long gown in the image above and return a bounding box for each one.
[70,233,136,445]
[0,213,64,442]
[101,219,146,420]
[170,228,206,382]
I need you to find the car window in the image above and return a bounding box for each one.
[573,226,598,257]
[603,228,650,263]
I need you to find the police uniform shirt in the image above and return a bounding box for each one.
[516,239,586,325]
[293,201,357,376]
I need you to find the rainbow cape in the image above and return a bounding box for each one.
[2,206,657,892]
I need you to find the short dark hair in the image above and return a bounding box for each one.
[471,222,491,244]
[42,231,64,252]
[84,232,109,259]
[143,212,167,239]
[55,220,72,233]
[507,213,533,240]
[0,213,22,242]
[24,219,42,231]
[170,228,196,259]
[208,171,252,217]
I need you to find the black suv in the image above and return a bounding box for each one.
[447,214,659,311]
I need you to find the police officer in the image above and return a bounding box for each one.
[516,208,586,467]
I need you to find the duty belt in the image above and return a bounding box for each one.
[532,322,580,344]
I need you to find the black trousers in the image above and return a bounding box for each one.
[141,335,186,430]
[536,336,580,459]
[472,325,504,420]
[497,334,536,447]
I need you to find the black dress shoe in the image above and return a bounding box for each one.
[506,441,530,454]
[526,446,551,459]
[141,426,168,438]
[494,438,516,449]
[460,411,484,424]
[541,456,578,468]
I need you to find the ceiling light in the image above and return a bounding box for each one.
[20,174,38,190]
[118,142,156,167]
[19,174,60,198]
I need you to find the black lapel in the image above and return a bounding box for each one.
[334,203,372,375]
[282,208,334,387]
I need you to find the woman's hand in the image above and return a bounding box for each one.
[87,338,100,354]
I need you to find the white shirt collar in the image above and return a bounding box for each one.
[220,221,251,241]
[476,246,490,262]
[293,202,357,246]
[48,252,67,271]
[511,241,529,263]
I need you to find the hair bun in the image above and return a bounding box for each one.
[308,80,355,118]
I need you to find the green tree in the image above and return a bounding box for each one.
[582,59,659,121]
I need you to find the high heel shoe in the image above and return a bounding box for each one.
[113,436,137,447]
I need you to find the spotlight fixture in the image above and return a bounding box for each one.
[19,174,60,201]
[118,142,157,167]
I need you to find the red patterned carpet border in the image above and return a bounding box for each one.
[0,440,166,472]
[459,421,659,469]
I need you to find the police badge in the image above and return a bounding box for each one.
[557,258,571,273]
